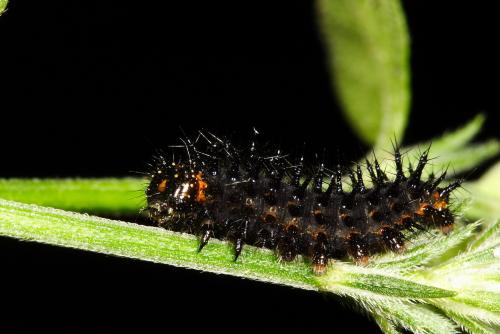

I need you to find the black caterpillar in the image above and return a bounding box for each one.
[145,132,460,274]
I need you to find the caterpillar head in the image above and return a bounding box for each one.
[146,162,208,226]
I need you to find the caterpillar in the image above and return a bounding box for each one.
[145,131,460,275]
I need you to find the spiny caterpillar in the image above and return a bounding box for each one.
[145,132,461,275]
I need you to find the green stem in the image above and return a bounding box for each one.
[0,198,319,290]
[0,178,146,215]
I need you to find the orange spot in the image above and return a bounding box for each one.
[416,203,430,216]
[195,172,208,203]
[433,200,448,210]
[312,229,327,239]
[264,207,277,221]
[313,262,328,275]
[268,206,278,214]
[157,179,168,193]
[356,256,369,266]
[395,215,412,226]
[433,191,440,200]
[441,224,454,234]
[285,218,300,229]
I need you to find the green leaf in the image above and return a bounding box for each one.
[365,297,459,333]
[418,114,486,154]
[372,222,480,271]
[0,178,146,215]
[447,245,499,273]
[414,242,500,327]
[374,302,457,334]
[430,299,500,327]
[460,162,500,220]
[452,291,500,317]
[441,308,497,334]
[430,140,500,177]
[374,314,402,334]
[0,0,7,15]
[317,0,410,148]
[352,115,499,190]
[469,220,500,251]
[319,263,456,299]
[386,114,498,178]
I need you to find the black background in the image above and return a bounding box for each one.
[0,1,498,333]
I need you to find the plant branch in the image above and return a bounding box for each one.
[0,198,320,290]
[0,178,146,215]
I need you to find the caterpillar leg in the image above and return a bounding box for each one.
[311,232,329,275]
[232,218,250,261]
[198,219,214,252]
